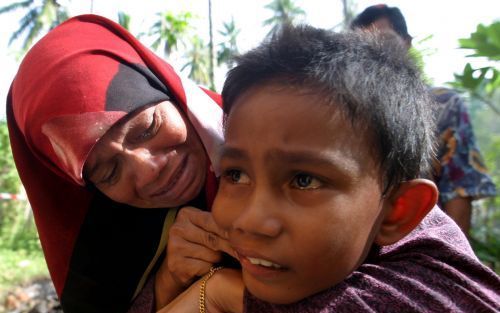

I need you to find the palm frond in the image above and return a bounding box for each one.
[8,7,37,46]
[0,0,33,15]
[118,11,130,30]
[148,11,192,57]
[151,37,161,50]
[23,17,43,51]
[263,0,305,28]
[54,7,68,26]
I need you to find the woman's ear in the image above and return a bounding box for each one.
[375,179,438,246]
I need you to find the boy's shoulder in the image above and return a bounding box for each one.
[342,207,500,312]
[244,207,500,312]
[379,206,473,256]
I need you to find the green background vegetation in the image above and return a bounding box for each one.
[0,0,498,303]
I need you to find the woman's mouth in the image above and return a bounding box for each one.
[150,155,189,199]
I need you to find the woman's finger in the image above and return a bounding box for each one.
[170,221,236,258]
[168,238,223,264]
[171,207,236,257]
[178,206,228,239]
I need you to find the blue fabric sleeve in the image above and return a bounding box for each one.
[433,89,497,204]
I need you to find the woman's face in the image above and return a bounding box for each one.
[83,101,207,208]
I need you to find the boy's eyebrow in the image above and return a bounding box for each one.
[220,146,359,175]
[265,149,359,173]
[219,146,249,161]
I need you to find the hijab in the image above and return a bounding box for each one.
[7,14,223,312]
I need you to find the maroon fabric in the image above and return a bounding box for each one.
[7,14,222,312]
[243,207,500,312]
[128,276,156,313]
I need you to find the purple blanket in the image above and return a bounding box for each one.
[244,207,500,312]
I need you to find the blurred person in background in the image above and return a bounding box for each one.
[351,4,497,236]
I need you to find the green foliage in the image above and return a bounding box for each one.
[117,11,131,30]
[0,0,69,54]
[481,134,500,208]
[0,120,37,251]
[263,0,305,37]
[454,21,500,272]
[475,146,500,270]
[408,34,436,85]
[181,35,210,87]
[217,17,240,69]
[452,22,500,114]
[459,22,500,60]
[0,122,20,194]
[0,122,40,267]
[0,200,39,251]
[149,11,192,57]
[0,248,48,294]
[470,191,500,273]
[0,191,44,292]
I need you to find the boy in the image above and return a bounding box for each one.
[162,26,500,313]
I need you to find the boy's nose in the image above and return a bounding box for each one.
[232,191,282,238]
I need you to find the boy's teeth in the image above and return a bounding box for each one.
[247,257,282,268]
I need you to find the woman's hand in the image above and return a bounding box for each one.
[158,268,244,313]
[167,206,236,285]
[155,206,236,308]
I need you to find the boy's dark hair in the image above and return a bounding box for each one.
[350,4,412,42]
[221,25,435,193]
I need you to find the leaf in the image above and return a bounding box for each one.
[0,0,33,15]
[459,22,500,60]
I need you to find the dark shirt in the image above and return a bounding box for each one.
[244,207,500,312]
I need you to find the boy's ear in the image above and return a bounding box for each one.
[375,179,438,246]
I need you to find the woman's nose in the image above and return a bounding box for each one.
[232,189,282,238]
[123,147,168,187]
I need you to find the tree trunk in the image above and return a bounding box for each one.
[208,0,215,90]
[341,0,354,29]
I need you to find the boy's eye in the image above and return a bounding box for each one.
[223,169,250,185]
[291,173,322,190]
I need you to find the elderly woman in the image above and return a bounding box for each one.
[7,14,230,313]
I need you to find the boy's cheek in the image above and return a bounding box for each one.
[211,195,235,230]
[213,182,249,229]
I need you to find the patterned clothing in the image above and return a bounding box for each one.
[431,87,497,205]
[243,207,500,312]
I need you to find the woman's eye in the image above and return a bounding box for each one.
[99,162,119,185]
[223,169,250,185]
[291,173,322,190]
[135,109,159,142]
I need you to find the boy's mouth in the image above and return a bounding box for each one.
[246,257,283,269]
[235,249,288,274]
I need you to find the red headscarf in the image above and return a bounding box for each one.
[7,14,223,312]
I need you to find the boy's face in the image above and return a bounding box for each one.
[213,84,391,304]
